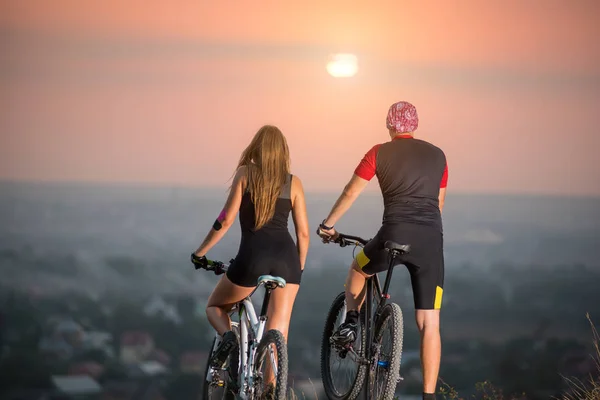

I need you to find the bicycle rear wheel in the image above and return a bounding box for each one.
[369,303,403,400]
[252,329,288,400]
[202,324,240,400]
[320,292,367,400]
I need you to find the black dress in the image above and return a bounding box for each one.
[225,174,302,287]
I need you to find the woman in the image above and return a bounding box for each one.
[192,124,309,368]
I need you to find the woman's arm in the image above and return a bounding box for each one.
[291,175,310,271]
[193,166,246,257]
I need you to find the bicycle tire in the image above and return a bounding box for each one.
[253,329,288,400]
[320,291,367,400]
[369,303,403,400]
[202,325,240,400]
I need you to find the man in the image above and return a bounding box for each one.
[317,101,447,400]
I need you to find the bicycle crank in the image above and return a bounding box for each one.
[210,370,226,387]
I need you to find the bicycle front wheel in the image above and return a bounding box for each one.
[253,329,288,400]
[369,302,404,400]
[320,291,367,400]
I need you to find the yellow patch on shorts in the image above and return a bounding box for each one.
[434,286,443,309]
[355,250,370,269]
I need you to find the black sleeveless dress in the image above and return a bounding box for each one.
[226,174,302,287]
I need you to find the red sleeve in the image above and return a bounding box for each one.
[354,144,381,181]
[440,163,448,188]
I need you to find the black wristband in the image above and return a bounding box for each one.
[320,219,334,230]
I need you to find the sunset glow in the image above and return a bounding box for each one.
[1,1,599,195]
[326,53,358,78]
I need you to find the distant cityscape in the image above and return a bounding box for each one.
[1,184,599,399]
[2,260,599,399]
[0,287,326,400]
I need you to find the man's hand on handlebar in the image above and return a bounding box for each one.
[316,225,339,243]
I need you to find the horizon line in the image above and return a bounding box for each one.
[1,178,598,200]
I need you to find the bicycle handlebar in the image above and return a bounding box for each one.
[325,232,412,259]
[190,253,230,275]
[335,233,369,246]
[317,230,370,247]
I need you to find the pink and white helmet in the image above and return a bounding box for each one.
[386,101,419,133]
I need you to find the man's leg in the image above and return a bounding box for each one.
[408,227,444,398]
[344,260,369,311]
[332,241,383,344]
[345,240,382,313]
[415,309,441,396]
[331,260,370,344]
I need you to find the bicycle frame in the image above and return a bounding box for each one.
[319,231,409,400]
[338,272,390,346]
[338,246,398,356]
[208,281,279,400]
[336,243,399,398]
[237,290,274,398]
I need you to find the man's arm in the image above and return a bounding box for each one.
[322,174,369,228]
[438,187,447,214]
[320,144,379,234]
[439,162,448,213]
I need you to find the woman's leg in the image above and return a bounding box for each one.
[206,275,255,336]
[262,283,300,386]
[265,283,300,340]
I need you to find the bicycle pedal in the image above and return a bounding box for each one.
[211,375,226,387]
[210,380,226,388]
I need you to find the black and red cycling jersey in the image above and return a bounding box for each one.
[354,134,448,231]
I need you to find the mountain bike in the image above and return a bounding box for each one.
[192,255,289,400]
[319,233,410,400]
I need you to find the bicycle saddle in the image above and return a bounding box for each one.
[384,241,411,255]
[257,275,287,289]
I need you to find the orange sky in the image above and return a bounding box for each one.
[1,0,599,195]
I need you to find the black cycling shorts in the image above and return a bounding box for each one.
[355,223,444,310]
[226,260,302,288]
[226,234,302,288]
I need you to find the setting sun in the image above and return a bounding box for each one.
[326,53,358,78]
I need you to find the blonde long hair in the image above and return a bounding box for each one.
[236,125,290,230]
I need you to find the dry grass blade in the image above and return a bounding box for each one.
[559,313,600,400]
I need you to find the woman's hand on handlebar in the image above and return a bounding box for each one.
[190,252,208,269]
[191,252,228,275]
